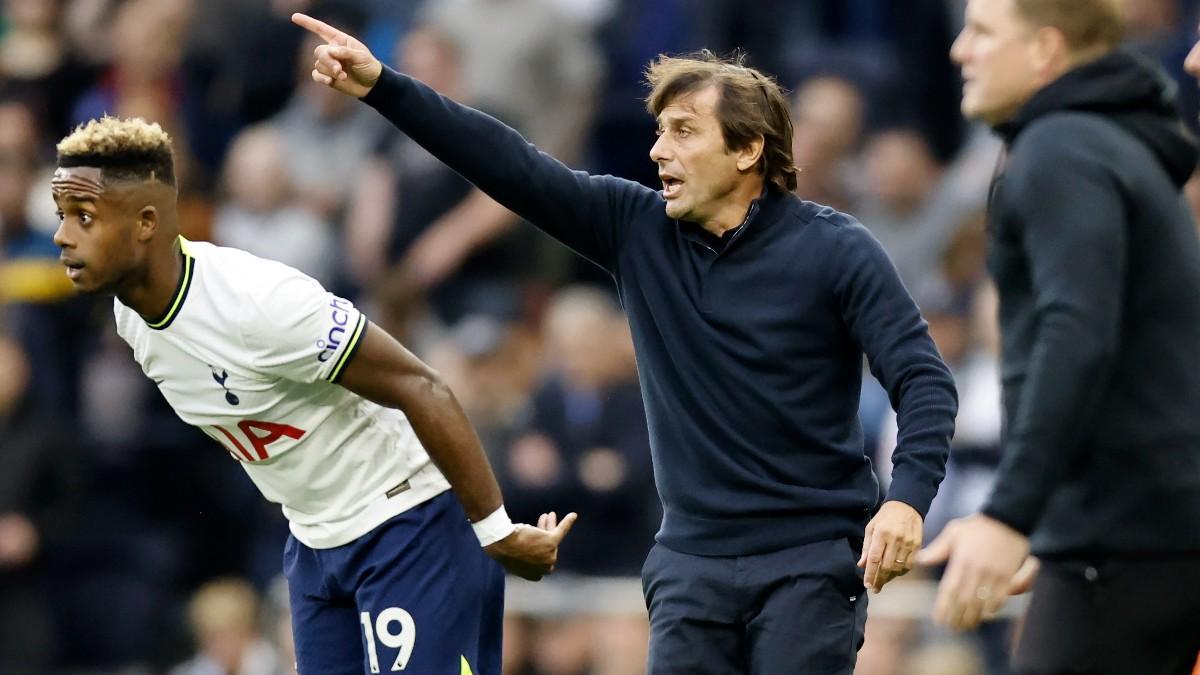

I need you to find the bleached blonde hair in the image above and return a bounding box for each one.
[56,116,176,185]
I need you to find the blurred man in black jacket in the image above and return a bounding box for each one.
[920,1,1200,672]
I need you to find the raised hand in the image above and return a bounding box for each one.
[484,511,578,581]
[291,13,382,98]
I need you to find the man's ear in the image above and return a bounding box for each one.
[137,205,159,242]
[737,134,765,172]
[1030,26,1069,78]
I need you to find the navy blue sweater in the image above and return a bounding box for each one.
[364,66,957,556]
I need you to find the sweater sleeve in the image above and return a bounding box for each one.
[981,124,1126,535]
[361,65,659,274]
[833,220,959,517]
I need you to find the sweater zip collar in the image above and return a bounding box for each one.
[679,187,776,256]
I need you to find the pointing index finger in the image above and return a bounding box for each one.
[292,12,345,42]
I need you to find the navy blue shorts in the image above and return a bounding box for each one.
[642,537,868,675]
[283,491,504,675]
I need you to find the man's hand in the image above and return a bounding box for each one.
[1007,555,1040,596]
[292,13,382,98]
[859,500,923,593]
[484,511,578,581]
[915,514,1030,631]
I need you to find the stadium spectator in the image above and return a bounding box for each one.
[922,1,1200,671]
[0,333,80,675]
[789,75,866,213]
[436,311,542,459]
[416,0,605,290]
[501,286,655,675]
[344,25,531,320]
[0,98,89,415]
[213,125,337,286]
[169,577,281,675]
[0,0,98,144]
[418,0,602,165]
[856,128,989,299]
[584,0,697,191]
[262,576,298,675]
[270,6,386,222]
[70,0,197,169]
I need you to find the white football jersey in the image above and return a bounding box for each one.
[114,238,451,549]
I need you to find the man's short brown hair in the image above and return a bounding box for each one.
[645,50,797,193]
[1013,0,1126,53]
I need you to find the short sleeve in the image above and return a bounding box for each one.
[242,270,367,384]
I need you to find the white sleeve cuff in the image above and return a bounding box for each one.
[472,505,516,547]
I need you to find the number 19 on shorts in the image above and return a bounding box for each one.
[360,607,416,672]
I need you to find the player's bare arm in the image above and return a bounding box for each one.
[337,322,576,580]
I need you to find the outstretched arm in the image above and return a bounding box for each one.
[293,13,657,275]
[339,322,576,580]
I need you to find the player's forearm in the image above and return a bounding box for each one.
[397,376,505,523]
[337,324,505,522]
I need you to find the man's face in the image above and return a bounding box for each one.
[650,85,745,223]
[951,0,1043,125]
[1185,24,1200,81]
[51,167,142,293]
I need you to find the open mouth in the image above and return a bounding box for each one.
[661,176,684,199]
[61,260,85,280]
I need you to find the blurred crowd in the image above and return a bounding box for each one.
[2,0,1199,674]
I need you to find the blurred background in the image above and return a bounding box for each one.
[2,0,1199,673]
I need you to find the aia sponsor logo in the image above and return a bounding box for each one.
[213,420,307,462]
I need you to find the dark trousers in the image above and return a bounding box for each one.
[642,538,868,674]
[1013,555,1200,675]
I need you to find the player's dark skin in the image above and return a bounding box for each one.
[53,165,574,581]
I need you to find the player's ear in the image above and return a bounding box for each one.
[136,205,159,242]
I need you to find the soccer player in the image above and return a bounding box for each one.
[919,0,1200,671]
[50,116,575,675]
[294,13,958,674]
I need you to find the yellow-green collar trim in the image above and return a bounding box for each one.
[146,236,195,330]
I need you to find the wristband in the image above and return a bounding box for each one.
[472,505,516,547]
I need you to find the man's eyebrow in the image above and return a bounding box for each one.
[657,111,699,126]
[53,194,99,205]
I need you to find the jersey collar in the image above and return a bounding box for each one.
[145,236,195,330]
